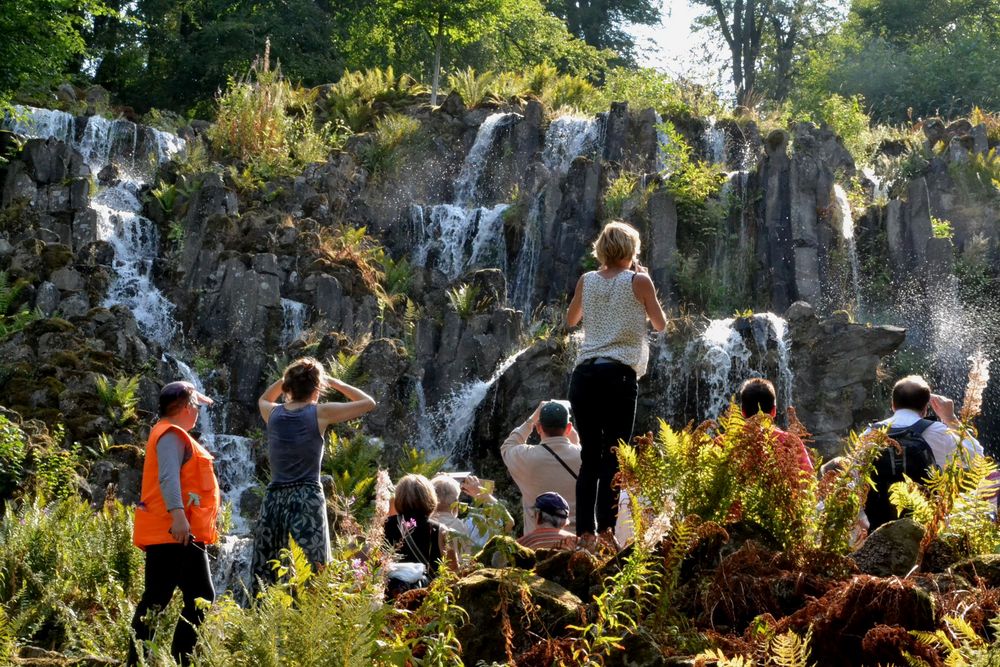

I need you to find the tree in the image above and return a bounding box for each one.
[545,0,661,61]
[0,0,110,110]
[693,0,773,105]
[390,0,505,105]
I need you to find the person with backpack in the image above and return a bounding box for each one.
[864,375,983,530]
[501,401,582,536]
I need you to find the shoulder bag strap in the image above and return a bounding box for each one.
[398,516,432,570]
[539,443,578,480]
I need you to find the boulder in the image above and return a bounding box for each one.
[34,281,60,316]
[952,553,1000,588]
[453,568,582,665]
[849,517,924,577]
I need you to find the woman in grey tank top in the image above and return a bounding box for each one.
[251,357,376,591]
[566,221,667,547]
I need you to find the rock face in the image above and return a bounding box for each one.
[453,568,582,665]
[786,302,906,456]
[850,518,925,577]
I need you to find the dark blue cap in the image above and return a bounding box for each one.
[532,492,570,518]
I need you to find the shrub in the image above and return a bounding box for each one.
[0,496,142,658]
[931,216,954,239]
[210,43,332,177]
[326,67,426,132]
[447,67,496,107]
[357,113,421,179]
[0,416,28,499]
[603,171,638,220]
[948,148,1000,201]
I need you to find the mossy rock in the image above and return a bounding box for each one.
[952,554,1000,588]
[474,535,536,569]
[28,318,76,335]
[922,534,973,573]
[453,568,582,665]
[49,350,83,369]
[533,549,601,601]
[40,243,73,272]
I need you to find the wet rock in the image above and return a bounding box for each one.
[786,301,906,456]
[850,517,924,577]
[34,281,60,316]
[453,568,581,664]
[58,293,90,318]
[51,267,83,292]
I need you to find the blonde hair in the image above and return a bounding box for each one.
[592,221,641,267]
[281,357,327,402]
[393,474,438,518]
[432,475,461,510]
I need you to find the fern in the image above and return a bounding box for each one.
[0,271,24,316]
[94,374,141,428]
[0,271,39,341]
[889,476,935,524]
[446,283,485,319]
[769,628,813,667]
[447,67,495,107]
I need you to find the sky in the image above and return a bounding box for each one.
[628,0,728,87]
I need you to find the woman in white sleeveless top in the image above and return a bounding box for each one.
[566,221,666,545]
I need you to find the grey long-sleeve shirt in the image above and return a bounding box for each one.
[156,431,192,511]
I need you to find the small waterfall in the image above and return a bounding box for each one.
[697,314,796,421]
[541,115,601,174]
[701,318,753,419]
[510,194,544,316]
[862,166,888,202]
[833,184,863,315]
[280,299,309,346]
[411,112,519,279]
[5,106,186,345]
[703,117,727,164]
[453,112,519,207]
[423,346,530,457]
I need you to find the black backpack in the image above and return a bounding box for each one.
[864,419,938,531]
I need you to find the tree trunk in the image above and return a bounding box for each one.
[431,11,444,106]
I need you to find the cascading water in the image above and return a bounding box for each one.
[541,115,601,175]
[280,299,309,347]
[411,112,519,279]
[421,346,530,458]
[833,184,863,315]
[5,106,185,346]
[703,117,727,164]
[697,314,796,422]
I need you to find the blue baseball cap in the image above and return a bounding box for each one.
[531,492,570,518]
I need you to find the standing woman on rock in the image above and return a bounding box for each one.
[252,357,376,590]
[566,221,667,548]
[129,381,220,666]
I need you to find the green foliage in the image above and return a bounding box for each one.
[0,271,40,341]
[396,446,447,479]
[948,149,1000,202]
[328,350,366,387]
[0,417,29,499]
[0,0,111,110]
[446,283,487,319]
[210,49,332,178]
[617,409,820,552]
[888,476,935,524]
[358,113,422,179]
[94,374,141,428]
[447,67,496,107]
[808,94,873,162]
[931,216,954,240]
[150,182,178,217]
[0,496,142,656]
[604,172,638,219]
[599,68,720,117]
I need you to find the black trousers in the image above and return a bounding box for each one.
[569,360,638,536]
[127,542,215,666]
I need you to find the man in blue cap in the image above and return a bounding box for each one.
[502,400,582,535]
[517,492,576,550]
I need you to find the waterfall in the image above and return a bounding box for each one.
[280,299,309,346]
[541,115,601,174]
[703,117,727,164]
[698,314,796,421]
[701,318,753,419]
[510,194,544,316]
[5,106,186,346]
[422,346,529,458]
[833,184,863,316]
[411,112,520,280]
[453,112,519,207]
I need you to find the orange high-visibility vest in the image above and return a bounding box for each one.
[133,421,221,549]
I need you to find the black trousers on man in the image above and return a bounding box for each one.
[127,542,215,666]
[569,360,638,536]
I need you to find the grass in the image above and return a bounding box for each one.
[357,113,421,179]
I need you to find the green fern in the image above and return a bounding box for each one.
[889,476,935,524]
[0,271,39,341]
[0,272,24,316]
[446,283,485,319]
[447,67,495,107]
[94,374,141,427]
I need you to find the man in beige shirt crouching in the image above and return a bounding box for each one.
[501,401,582,536]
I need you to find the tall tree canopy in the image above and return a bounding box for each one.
[546,0,661,61]
[0,0,110,109]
